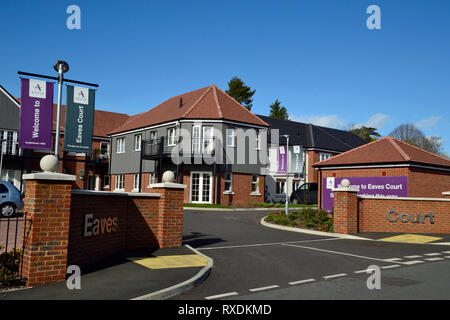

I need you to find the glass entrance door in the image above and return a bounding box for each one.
[190,172,212,203]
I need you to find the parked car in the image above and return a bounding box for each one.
[290,182,318,205]
[0,181,24,217]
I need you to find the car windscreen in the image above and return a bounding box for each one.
[0,184,8,194]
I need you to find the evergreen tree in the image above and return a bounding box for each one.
[226,77,256,110]
[269,99,289,120]
[349,126,381,142]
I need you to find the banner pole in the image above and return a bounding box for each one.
[54,64,64,165]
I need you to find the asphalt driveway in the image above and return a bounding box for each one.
[176,210,450,300]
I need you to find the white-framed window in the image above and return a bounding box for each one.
[148,172,157,186]
[254,131,261,150]
[224,172,233,192]
[319,152,332,162]
[103,175,110,188]
[133,174,140,191]
[115,174,125,190]
[202,126,214,153]
[251,175,259,193]
[276,181,286,195]
[134,134,142,151]
[293,181,301,192]
[149,131,157,145]
[100,142,109,158]
[168,128,176,146]
[116,137,125,154]
[192,125,201,154]
[226,128,235,147]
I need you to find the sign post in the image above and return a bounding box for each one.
[18,62,99,172]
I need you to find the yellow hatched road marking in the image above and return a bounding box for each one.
[129,255,208,269]
[378,234,443,244]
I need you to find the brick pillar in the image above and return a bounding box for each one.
[333,188,359,234]
[150,182,186,248]
[21,172,76,287]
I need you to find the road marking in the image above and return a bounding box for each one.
[354,269,373,274]
[424,257,444,262]
[404,255,422,259]
[424,253,442,256]
[403,260,424,265]
[128,255,208,269]
[385,258,403,262]
[289,279,316,285]
[249,285,280,292]
[382,265,401,269]
[445,256,450,259]
[443,251,450,254]
[197,238,341,251]
[205,292,239,300]
[323,273,347,280]
[378,234,443,244]
[282,243,405,264]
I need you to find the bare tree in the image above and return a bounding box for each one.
[389,124,443,155]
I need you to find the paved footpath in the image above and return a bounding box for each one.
[0,246,207,300]
[175,210,450,300]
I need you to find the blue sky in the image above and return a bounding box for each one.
[1,0,449,153]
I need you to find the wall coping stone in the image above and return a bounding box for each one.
[358,195,450,202]
[72,189,161,198]
[23,172,76,182]
[443,191,450,196]
[149,183,187,189]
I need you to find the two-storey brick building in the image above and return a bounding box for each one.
[109,84,270,206]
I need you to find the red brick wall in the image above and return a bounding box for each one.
[22,176,185,286]
[218,172,265,206]
[21,179,72,287]
[113,171,265,207]
[333,190,358,234]
[333,190,450,234]
[307,151,320,183]
[319,166,450,209]
[68,194,160,271]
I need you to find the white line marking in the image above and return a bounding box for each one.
[385,258,403,262]
[249,285,280,292]
[323,273,347,280]
[289,279,316,285]
[282,243,405,264]
[424,253,442,256]
[424,257,444,262]
[404,255,422,259]
[382,265,401,269]
[445,256,450,259]
[205,292,239,300]
[443,251,450,254]
[198,238,341,251]
[403,260,424,265]
[354,269,374,274]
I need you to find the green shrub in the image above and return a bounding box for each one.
[266,209,334,232]
[0,249,22,288]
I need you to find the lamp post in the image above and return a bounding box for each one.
[53,60,70,163]
[282,134,289,215]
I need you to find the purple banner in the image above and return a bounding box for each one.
[277,146,287,174]
[18,78,54,150]
[322,176,408,212]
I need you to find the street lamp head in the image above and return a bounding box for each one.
[53,60,69,73]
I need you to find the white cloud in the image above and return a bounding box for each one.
[291,113,390,130]
[364,113,390,129]
[415,116,442,130]
[291,115,348,129]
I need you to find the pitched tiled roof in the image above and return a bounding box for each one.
[110,85,269,134]
[50,104,130,138]
[313,136,450,169]
[257,115,367,152]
